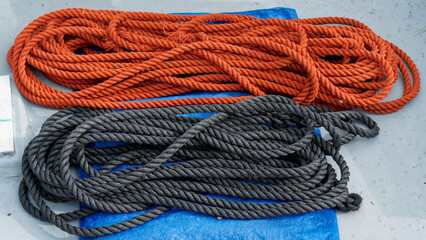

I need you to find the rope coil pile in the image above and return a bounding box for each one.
[20,95,379,237]
[8,8,420,113]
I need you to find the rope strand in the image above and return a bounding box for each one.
[20,95,379,237]
[8,8,420,113]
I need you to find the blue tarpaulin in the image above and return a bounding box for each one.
[79,8,339,240]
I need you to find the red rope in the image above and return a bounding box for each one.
[8,8,420,113]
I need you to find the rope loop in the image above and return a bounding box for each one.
[20,95,378,237]
[8,9,420,113]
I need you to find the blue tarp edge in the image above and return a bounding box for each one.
[79,7,339,240]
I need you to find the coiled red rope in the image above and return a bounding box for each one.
[7,8,420,113]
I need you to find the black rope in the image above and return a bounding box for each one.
[19,95,379,237]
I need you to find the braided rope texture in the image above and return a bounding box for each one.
[20,95,379,237]
[7,8,420,113]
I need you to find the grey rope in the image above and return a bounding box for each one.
[19,95,379,237]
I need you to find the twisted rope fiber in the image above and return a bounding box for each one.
[8,8,420,113]
[20,95,379,237]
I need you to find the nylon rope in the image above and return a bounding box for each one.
[7,8,420,113]
[20,95,379,237]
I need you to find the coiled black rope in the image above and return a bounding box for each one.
[20,95,379,237]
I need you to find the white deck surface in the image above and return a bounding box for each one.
[0,0,424,239]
